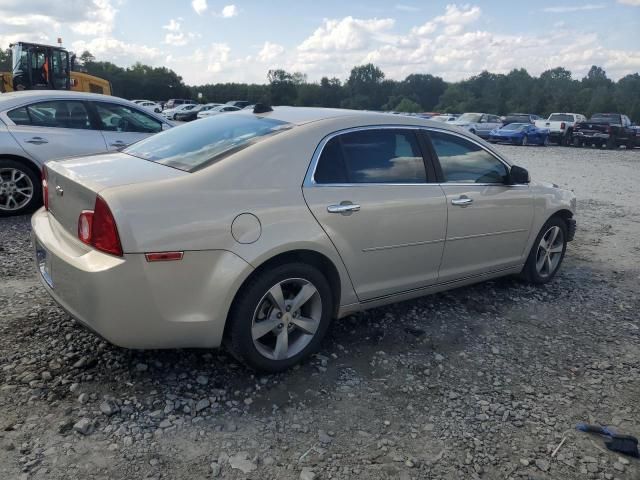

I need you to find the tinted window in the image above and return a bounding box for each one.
[429,131,508,184]
[8,101,91,130]
[95,102,162,133]
[315,129,426,184]
[124,114,292,172]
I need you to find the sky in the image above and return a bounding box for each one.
[1,0,639,85]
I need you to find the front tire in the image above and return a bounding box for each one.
[521,217,568,284]
[572,137,582,148]
[0,159,41,217]
[520,135,529,146]
[226,263,334,372]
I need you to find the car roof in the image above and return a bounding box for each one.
[0,90,138,110]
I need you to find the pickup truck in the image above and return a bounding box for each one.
[572,113,637,149]
[535,113,587,146]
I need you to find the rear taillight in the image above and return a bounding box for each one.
[77,196,123,256]
[560,122,566,130]
[42,166,49,210]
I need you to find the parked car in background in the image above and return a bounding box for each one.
[450,113,502,138]
[134,100,162,114]
[197,104,240,118]
[162,103,199,120]
[489,123,550,146]
[174,104,213,122]
[31,107,576,372]
[195,103,224,119]
[430,114,459,123]
[572,113,637,149]
[502,113,541,126]
[242,104,256,110]
[0,90,171,215]
[164,99,196,110]
[225,100,251,109]
[535,113,587,145]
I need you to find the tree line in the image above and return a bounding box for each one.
[2,48,639,122]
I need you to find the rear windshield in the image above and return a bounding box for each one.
[124,114,292,172]
[548,114,573,122]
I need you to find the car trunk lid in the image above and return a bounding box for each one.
[45,152,188,235]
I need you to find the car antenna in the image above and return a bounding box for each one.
[253,103,273,114]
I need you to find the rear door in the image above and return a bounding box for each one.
[5,100,107,162]
[303,127,447,301]
[91,101,164,151]
[425,129,533,282]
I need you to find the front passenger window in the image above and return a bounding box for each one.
[429,131,508,184]
[94,102,162,134]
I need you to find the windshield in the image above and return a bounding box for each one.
[457,113,482,123]
[124,114,293,172]
[502,123,527,131]
[548,114,573,122]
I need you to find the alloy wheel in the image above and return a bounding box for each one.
[535,226,564,278]
[0,167,34,212]
[251,278,322,361]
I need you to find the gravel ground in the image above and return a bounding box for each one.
[1,145,639,480]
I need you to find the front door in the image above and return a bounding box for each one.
[303,128,447,301]
[426,129,534,282]
[6,100,107,162]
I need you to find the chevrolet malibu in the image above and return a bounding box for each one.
[32,107,577,372]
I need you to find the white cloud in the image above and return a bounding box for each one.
[71,36,163,65]
[298,17,395,52]
[163,18,181,32]
[257,41,285,62]
[221,5,238,18]
[542,4,605,13]
[617,0,640,4]
[191,0,208,15]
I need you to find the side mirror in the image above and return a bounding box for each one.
[509,165,530,185]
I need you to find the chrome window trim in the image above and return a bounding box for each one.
[304,124,516,188]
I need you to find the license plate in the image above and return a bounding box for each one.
[35,241,53,288]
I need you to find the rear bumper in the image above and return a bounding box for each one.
[574,131,610,140]
[31,208,253,349]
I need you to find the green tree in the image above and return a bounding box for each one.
[394,97,421,113]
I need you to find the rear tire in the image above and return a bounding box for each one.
[542,136,549,146]
[572,137,582,148]
[0,159,41,217]
[606,137,617,150]
[520,135,529,146]
[521,217,568,284]
[225,262,334,372]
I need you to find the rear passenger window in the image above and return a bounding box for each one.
[314,129,426,184]
[429,131,508,184]
[8,101,91,130]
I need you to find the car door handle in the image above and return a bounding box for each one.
[25,137,48,145]
[327,203,361,214]
[110,141,127,147]
[451,196,473,207]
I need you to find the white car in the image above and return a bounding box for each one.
[0,90,172,216]
[162,103,199,120]
[430,114,459,123]
[197,104,240,119]
[194,103,223,119]
[134,101,162,114]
